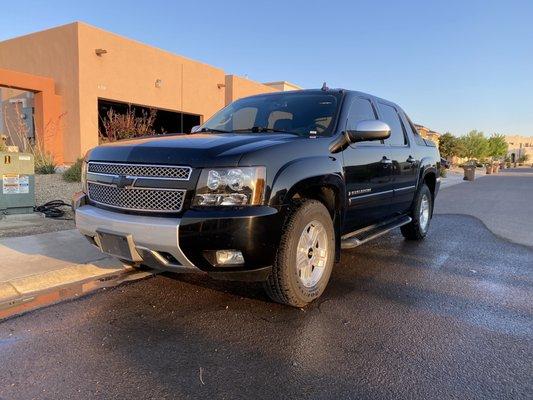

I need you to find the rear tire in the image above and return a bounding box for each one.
[263,200,335,307]
[401,184,432,240]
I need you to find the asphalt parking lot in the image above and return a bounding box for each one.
[1,211,531,400]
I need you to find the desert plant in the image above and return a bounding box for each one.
[518,154,530,163]
[100,106,157,142]
[35,159,56,174]
[458,130,488,163]
[439,167,447,178]
[3,101,60,173]
[438,132,463,159]
[487,134,508,161]
[63,158,83,182]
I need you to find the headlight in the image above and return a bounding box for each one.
[193,166,266,206]
[81,160,88,192]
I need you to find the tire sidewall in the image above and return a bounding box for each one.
[413,185,432,236]
[281,202,335,304]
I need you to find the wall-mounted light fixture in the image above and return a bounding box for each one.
[95,48,108,57]
[217,83,226,89]
[155,79,162,88]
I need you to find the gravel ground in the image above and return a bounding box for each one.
[0,173,81,238]
[34,173,82,207]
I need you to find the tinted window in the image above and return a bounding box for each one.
[405,114,425,146]
[346,98,376,131]
[203,92,342,136]
[379,103,406,146]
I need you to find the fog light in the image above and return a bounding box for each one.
[216,250,244,265]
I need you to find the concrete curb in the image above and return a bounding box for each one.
[0,261,154,320]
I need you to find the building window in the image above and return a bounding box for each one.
[98,99,201,140]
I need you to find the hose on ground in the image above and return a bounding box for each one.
[34,200,72,220]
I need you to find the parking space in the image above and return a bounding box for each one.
[1,212,531,400]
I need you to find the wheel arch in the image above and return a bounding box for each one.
[268,157,345,262]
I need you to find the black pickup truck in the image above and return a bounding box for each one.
[73,88,440,307]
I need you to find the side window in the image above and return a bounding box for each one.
[404,114,425,146]
[346,98,376,131]
[379,103,407,146]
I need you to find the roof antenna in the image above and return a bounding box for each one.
[321,82,329,91]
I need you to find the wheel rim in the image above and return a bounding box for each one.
[419,194,430,232]
[296,220,329,288]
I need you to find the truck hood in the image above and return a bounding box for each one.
[86,133,301,168]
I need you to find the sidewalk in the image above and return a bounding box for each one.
[0,229,148,318]
[439,169,466,189]
[435,168,533,247]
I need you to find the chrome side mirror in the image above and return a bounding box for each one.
[329,120,391,153]
[347,120,391,143]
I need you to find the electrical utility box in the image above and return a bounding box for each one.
[0,152,35,215]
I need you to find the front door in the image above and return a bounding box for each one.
[342,97,394,233]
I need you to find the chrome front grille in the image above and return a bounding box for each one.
[88,182,186,212]
[88,162,192,180]
[86,162,191,213]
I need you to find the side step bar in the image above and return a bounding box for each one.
[341,215,412,249]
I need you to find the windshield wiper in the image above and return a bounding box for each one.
[199,127,231,133]
[233,126,298,134]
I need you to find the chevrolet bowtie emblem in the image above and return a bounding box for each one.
[113,175,135,189]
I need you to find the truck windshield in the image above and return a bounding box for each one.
[201,92,342,136]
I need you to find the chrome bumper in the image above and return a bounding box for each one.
[75,204,200,273]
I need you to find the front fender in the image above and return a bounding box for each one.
[418,156,438,187]
[268,156,345,207]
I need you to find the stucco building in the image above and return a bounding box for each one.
[0,22,299,164]
[414,124,440,146]
[505,135,533,163]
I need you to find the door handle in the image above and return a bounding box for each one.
[380,157,393,165]
[406,156,416,164]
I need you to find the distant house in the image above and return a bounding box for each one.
[504,135,533,163]
[414,124,441,146]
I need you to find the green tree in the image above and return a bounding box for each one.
[438,132,463,159]
[487,134,508,160]
[459,130,488,162]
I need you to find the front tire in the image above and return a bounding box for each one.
[263,200,335,307]
[401,183,432,240]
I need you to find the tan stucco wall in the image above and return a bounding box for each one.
[505,135,533,161]
[0,22,284,163]
[76,22,228,158]
[0,23,78,163]
[263,81,302,91]
[225,75,278,105]
[0,68,63,162]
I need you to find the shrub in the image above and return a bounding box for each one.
[63,158,83,182]
[458,130,488,162]
[100,106,157,142]
[35,154,56,174]
[439,167,447,178]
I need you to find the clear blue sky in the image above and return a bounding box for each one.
[1,0,532,136]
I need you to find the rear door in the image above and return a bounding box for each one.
[378,102,419,214]
[342,97,394,233]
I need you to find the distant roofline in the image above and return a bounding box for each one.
[263,81,302,89]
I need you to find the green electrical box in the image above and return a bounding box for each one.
[0,152,35,215]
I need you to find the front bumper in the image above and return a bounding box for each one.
[76,204,200,273]
[73,193,283,281]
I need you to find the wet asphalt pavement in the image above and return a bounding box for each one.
[1,213,532,400]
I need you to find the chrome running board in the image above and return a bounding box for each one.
[341,215,412,249]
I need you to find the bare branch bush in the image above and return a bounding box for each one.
[99,106,157,142]
[3,102,63,174]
